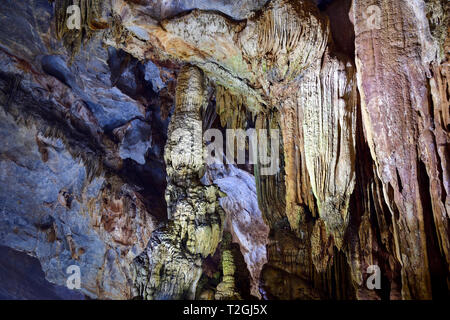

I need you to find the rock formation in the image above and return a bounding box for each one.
[133,65,225,299]
[0,0,448,300]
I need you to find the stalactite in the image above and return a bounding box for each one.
[245,0,329,81]
[301,50,357,248]
[215,85,249,130]
[214,233,241,300]
[53,0,104,61]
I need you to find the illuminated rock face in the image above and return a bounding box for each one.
[133,65,226,300]
[0,0,448,300]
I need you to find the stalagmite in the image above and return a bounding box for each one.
[133,65,225,299]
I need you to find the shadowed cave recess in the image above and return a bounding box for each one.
[0,0,448,300]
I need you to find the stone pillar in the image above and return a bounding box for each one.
[133,65,224,300]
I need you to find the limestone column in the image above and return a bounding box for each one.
[133,65,224,300]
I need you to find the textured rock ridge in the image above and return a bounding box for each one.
[301,50,357,249]
[0,0,166,299]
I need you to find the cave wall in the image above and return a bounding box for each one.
[0,0,448,300]
[103,0,450,300]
